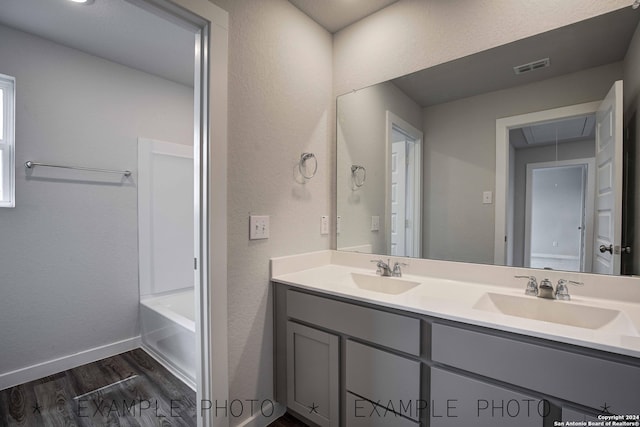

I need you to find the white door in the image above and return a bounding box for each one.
[391,140,407,256]
[593,81,623,275]
[525,164,587,272]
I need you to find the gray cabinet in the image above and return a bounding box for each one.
[345,392,419,427]
[345,340,421,422]
[431,323,640,414]
[287,290,420,355]
[273,283,640,427]
[430,367,548,427]
[287,321,339,427]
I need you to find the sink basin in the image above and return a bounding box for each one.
[349,273,419,295]
[473,292,632,331]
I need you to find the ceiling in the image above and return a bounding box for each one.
[0,0,195,86]
[288,0,399,33]
[392,7,640,107]
[509,115,596,150]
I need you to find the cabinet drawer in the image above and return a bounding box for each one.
[346,340,421,421]
[431,323,640,413]
[346,392,419,427]
[430,367,548,427]
[287,290,420,355]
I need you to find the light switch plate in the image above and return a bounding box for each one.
[249,215,269,240]
[371,215,380,231]
[321,216,329,235]
[482,191,493,204]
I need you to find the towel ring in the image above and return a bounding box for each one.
[299,153,317,180]
[351,165,366,188]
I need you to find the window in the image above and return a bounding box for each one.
[0,73,15,207]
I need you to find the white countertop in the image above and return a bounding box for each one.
[271,251,640,359]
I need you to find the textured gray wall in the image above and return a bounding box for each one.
[207,0,333,425]
[337,81,422,255]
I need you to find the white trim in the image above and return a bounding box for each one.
[134,2,229,427]
[385,111,423,258]
[0,337,141,391]
[234,402,285,427]
[0,73,15,208]
[494,101,600,265]
[530,253,581,260]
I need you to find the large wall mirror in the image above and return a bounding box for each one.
[336,7,640,276]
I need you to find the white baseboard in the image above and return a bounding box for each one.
[0,336,141,391]
[234,401,285,427]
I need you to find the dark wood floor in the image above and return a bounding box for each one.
[0,348,197,426]
[267,411,309,427]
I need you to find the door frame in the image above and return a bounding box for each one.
[494,101,600,265]
[386,111,423,258]
[130,1,229,426]
[524,158,595,272]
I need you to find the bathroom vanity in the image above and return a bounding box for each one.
[271,251,640,427]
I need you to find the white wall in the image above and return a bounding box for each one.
[421,62,622,264]
[0,25,193,378]
[333,0,629,96]
[337,82,422,254]
[207,0,333,425]
[623,18,640,275]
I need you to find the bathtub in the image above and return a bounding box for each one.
[140,289,195,389]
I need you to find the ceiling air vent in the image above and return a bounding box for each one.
[513,58,550,75]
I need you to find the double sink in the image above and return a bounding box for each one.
[346,272,639,336]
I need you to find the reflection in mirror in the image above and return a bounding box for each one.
[336,7,640,275]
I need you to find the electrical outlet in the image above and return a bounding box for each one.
[321,216,329,235]
[337,216,342,234]
[371,215,380,231]
[249,215,269,240]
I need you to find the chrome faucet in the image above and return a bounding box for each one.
[392,261,408,277]
[515,275,583,300]
[371,259,392,276]
[537,278,555,299]
[554,279,584,301]
[515,275,538,296]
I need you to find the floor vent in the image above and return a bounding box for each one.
[513,58,550,75]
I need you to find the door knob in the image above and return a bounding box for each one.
[599,244,613,254]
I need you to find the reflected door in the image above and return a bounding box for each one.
[391,139,407,255]
[526,164,587,272]
[386,112,423,258]
[593,81,623,275]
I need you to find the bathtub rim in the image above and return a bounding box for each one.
[140,288,195,333]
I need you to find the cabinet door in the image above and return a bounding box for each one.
[346,392,419,427]
[430,368,547,427]
[287,321,339,427]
